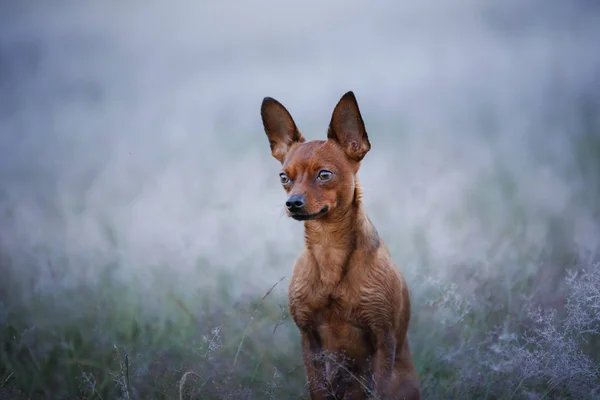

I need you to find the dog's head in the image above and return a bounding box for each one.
[260,91,371,221]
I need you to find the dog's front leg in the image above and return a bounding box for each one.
[371,329,396,398]
[300,329,328,400]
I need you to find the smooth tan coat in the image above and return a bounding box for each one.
[261,91,420,399]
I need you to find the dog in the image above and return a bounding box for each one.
[260,91,420,399]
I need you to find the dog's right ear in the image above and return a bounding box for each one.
[261,97,305,163]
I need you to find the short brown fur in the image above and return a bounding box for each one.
[260,92,420,399]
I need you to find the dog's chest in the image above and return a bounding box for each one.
[291,277,355,320]
[315,298,369,356]
[290,280,371,352]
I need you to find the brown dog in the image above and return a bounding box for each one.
[260,91,420,399]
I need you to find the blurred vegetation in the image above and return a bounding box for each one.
[0,248,599,399]
[1,122,599,399]
[1,2,599,398]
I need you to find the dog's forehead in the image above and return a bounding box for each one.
[283,140,327,169]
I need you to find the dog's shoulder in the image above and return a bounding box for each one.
[352,246,407,328]
[289,249,313,286]
[288,250,319,323]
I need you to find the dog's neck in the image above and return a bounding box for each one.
[303,182,379,286]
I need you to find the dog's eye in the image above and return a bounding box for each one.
[279,173,290,185]
[317,170,333,182]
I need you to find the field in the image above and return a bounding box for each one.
[1,1,599,399]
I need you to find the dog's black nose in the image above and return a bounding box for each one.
[286,194,305,212]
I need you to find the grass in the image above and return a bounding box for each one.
[0,271,306,399]
[0,250,599,399]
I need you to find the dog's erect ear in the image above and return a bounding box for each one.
[327,91,371,162]
[261,97,306,163]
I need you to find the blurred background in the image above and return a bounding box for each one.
[0,0,599,399]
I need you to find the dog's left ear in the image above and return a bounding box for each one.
[328,91,371,162]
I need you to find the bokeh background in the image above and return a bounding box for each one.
[0,0,599,399]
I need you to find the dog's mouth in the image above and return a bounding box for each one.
[290,206,329,221]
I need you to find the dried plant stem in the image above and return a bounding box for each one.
[232,276,286,371]
[178,371,201,400]
[114,344,132,400]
